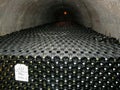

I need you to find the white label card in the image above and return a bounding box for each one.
[15,64,29,82]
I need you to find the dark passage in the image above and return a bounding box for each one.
[0,22,120,90]
[49,3,80,23]
[54,8,75,22]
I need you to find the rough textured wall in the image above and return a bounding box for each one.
[84,0,120,40]
[0,0,59,35]
[0,0,120,40]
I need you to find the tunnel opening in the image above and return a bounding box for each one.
[54,8,75,22]
[47,3,81,26]
[53,8,77,26]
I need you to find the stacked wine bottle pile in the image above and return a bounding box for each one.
[0,22,120,90]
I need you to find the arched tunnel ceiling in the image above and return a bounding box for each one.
[0,0,120,39]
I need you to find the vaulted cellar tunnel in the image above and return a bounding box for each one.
[0,0,120,90]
